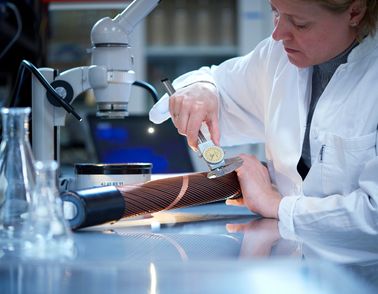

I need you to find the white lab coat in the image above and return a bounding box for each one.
[149,35,378,237]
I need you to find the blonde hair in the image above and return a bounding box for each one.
[312,0,378,38]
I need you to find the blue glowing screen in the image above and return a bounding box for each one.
[87,115,194,173]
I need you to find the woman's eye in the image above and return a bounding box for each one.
[294,23,308,30]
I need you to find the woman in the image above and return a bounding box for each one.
[149,0,378,236]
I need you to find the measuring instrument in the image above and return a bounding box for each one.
[161,79,243,178]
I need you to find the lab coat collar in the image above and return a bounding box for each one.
[348,33,378,62]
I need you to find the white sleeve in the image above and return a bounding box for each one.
[149,67,218,124]
[279,156,378,241]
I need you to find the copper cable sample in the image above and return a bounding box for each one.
[62,171,241,230]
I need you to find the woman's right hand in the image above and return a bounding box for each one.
[169,82,220,150]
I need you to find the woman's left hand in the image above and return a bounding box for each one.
[226,154,282,219]
[226,218,281,258]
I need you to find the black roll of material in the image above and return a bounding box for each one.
[62,172,241,230]
[62,186,125,230]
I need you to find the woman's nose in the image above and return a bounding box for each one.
[272,18,291,41]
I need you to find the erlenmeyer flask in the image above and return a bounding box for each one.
[23,160,74,260]
[0,107,35,244]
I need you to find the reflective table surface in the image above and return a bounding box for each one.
[1,202,377,294]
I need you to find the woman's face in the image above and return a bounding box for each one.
[270,0,357,67]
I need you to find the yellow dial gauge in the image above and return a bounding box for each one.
[203,146,225,164]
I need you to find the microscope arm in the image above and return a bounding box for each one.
[49,66,108,126]
[32,65,109,161]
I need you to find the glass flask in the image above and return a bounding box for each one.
[23,160,75,260]
[0,107,36,246]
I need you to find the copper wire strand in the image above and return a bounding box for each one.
[123,191,171,215]
[163,175,189,211]
[119,185,181,216]
[118,172,241,217]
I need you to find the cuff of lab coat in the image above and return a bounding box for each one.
[149,71,218,124]
[174,70,217,90]
[278,196,300,239]
[278,221,300,241]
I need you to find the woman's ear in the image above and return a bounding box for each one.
[349,0,367,27]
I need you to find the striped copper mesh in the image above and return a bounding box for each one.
[117,172,241,218]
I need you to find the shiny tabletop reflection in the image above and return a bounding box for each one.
[1,202,377,294]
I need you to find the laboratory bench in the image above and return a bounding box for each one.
[1,201,377,294]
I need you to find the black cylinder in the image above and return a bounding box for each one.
[61,186,125,230]
[74,163,152,175]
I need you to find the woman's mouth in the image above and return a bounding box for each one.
[284,47,299,54]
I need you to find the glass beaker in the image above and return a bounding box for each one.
[22,160,74,260]
[0,107,35,247]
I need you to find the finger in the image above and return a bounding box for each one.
[207,114,220,145]
[175,111,190,136]
[169,94,182,119]
[169,99,183,133]
[168,93,176,118]
[226,198,245,207]
[186,111,206,149]
[226,223,247,233]
[184,101,206,148]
